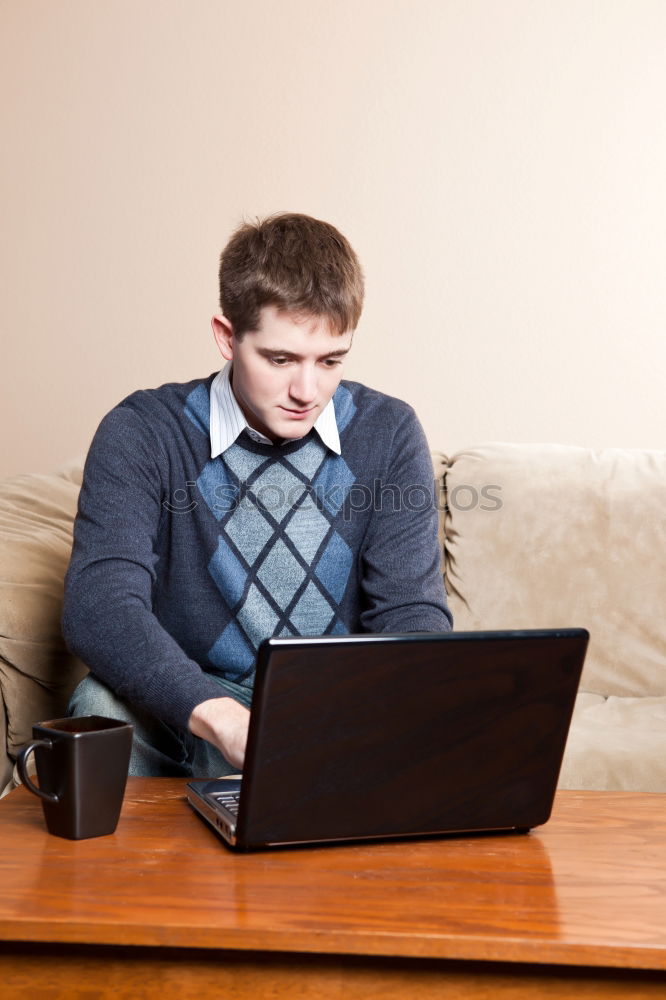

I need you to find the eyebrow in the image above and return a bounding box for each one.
[256,347,350,361]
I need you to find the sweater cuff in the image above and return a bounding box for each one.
[142,669,251,731]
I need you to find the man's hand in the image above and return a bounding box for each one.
[188,697,250,770]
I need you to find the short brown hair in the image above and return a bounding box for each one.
[219,213,364,338]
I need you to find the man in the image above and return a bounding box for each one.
[62,213,452,776]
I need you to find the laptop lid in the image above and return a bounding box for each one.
[187,628,588,850]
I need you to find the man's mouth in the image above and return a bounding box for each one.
[280,406,316,417]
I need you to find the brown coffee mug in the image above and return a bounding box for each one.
[17,715,133,840]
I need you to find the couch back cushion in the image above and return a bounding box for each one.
[443,443,666,698]
[0,461,87,757]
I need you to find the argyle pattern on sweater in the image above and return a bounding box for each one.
[185,381,358,685]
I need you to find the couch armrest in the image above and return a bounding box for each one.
[443,443,666,699]
[0,463,88,769]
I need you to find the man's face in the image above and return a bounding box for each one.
[212,305,353,444]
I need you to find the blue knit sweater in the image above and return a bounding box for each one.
[62,375,452,729]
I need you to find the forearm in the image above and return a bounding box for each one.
[62,564,233,730]
[361,547,453,633]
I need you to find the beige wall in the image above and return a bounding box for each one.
[1,0,665,478]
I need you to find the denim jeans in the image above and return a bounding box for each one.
[67,674,251,778]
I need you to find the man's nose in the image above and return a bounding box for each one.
[289,365,317,404]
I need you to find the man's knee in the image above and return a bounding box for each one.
[67,674,135,723]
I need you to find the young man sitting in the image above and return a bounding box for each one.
[62,213,453,776]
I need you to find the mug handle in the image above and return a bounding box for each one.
[16,739,60,804]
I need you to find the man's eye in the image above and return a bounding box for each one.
[323,358,342,367]
[271,357,289,366]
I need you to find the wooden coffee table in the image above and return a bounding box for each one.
[1,779,665,998]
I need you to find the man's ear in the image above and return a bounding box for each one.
[211,315,234,361]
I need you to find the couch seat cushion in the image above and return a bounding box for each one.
[561,693,666,792]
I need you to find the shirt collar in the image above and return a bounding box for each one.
[209,363,341,458]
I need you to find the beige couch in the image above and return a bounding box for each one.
[2,443,665,797]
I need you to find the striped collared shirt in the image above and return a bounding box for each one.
[209,363,341,458]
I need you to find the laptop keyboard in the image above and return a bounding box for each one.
[212,790,240,817]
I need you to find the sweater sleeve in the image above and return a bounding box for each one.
[358,406,453,634]
[61,405,238,729]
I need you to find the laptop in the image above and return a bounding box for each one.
[187,628,588,850]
